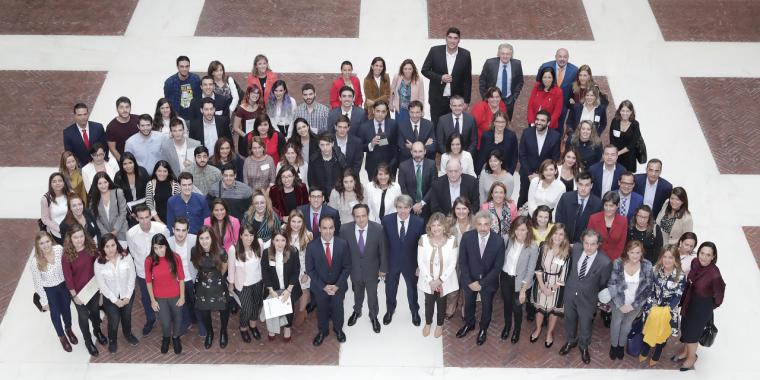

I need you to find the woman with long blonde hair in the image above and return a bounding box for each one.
[530,223,571,347]
[59,151,87,205]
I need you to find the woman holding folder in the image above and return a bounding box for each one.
[261,231,301,342]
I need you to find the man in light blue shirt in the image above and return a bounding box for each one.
[125,114,166,172]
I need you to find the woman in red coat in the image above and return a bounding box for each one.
[587,191,628,260]
[470,86,507,149]
[269,164,308,221]
[329,60,364,108]
[527,67,564,130]
[246,54,279,104]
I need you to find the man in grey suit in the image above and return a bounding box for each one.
[326,86,367,137]
[559,229,612,364]
[397,142,438,219]
[159,118,200,175]
[436,95,477,156]
[478,43,524,120]
[340,204,388,333]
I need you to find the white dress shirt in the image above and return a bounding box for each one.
[527,177,566,214]
[443,48,458,97]
[439,152,476,177]
[601,164,615,195]
[127,222,170,278]
[203,118,218,150]
[536,130,547,155]
[448,179,461,207]
[503,241,523,276]
[496,61,512,98]
[275,251,285,289]
[169,234,197,281]
[94,254,136,303]
[643,179,658,208]
[578,251,598,276]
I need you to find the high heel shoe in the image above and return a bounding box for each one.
[529,331,540,343]
[544,339,553,348]
[267,334,276,342]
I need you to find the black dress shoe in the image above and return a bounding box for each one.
[609,345,617,360]
[240,329,252,343]
[371,318,381,333]
[348,312,361,326]
[108,339,117,354]
[93,329,108,346]
[544,339,554,348]
[679,366,695,372]
[500,326,511,340]
[412,313,421,326]
[142,320,155,336]
[476,329,487,345]
[383,312,393,325]
[204,333,214,349]
[313,331,327,346]
[219,331,228,348]
[456,324,474,338]
[559,342,577,355]
[160,337,171,354]
[85,341,99,357]
[250,326,261,340]
[617,346,626,359]
[510,329,520,344]
[125,334,139,346]
[65,328,78,345]
[336,330,346,343]
[580,346,591,364]
[306,303,316,313]
[172,336,182,354]
[670,354,686,362]
[529,331,539,343]
[602,312,611,328]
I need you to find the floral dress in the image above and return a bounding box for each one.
[194,250,229,311]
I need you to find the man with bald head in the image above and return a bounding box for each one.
[537,48,578,132]
[397,141,437,219]
[479,43,524,120]
[429,157,479,215]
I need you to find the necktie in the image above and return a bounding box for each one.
[81,128,90,149]
[454,117,460,134]
[619,196,628,217]
[479,236,486,258]
[358,229,365,255]
[415,164,423,202]
[377,121,384,135]
[379,189,387,218]
[344,112,349,119]
[325,242,332,268]
[558,66,565,86]
[399,220,406,242]
[312,212,318,233]
[500,64,508,94]
[578,255,589,279]
[413,124,419,139]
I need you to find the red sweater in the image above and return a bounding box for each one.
[470,100,507,149]
[62,250,96,293]
[587,212,628,261]
[145,255,185,298]
[527,82,564,130]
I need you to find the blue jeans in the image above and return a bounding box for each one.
[43,282,72,336]
[136,277,156,325]
[181,280,206,336]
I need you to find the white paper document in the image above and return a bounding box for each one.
[263,297,292,319]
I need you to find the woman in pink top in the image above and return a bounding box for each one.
[204,199,240,252]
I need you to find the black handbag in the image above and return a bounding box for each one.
[635,128,647,164]
[33,293,45,312]
[699,319,718,347]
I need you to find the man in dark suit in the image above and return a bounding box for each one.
[359,100,398,180]
[305,215,352,346]
[397,101,436,161]
[617,172,643,221]
[298,186,341,240]
[332,116,363,175]
[188,76,232,121]
[537,48,578,129]
[421,27,472,129]
[398,142,438,219]
[518,110,561,206]
[587,145,626,198]
[478,43,524,120]
[381,195,425,326]
[340,204,388,333]
[559,229,612,364]
[436,95,477,156]
[308,133,346,197]
[188,98,231,148]
[633,159,673,217]
[326,86,367,137]
[63,103,107,165]
[457,211,506,345]
[555,172,603,243]
[429,158,479,215]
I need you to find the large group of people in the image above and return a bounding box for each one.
[33,27,725,371]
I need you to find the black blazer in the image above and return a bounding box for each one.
[359,118,399,178]
[63,122,107,165]
[429,174,479,216]
[333,134,363,175]
[326,106,367,137]
[518,127,561,176]
[397,118,436,161]
[59,209,101,244]
[633,174,673,217]
[476,129,519,174]
[113,166,149,203]
[188,116,232,147]
[587,162,626,198]
[458,230,505,292]
[421,45,473,104]
[188,94,232,121]
[261,246,303,301]
[566,103,608,135]
[554,191,603,243]
[436,112,477,155]
[298,204,341,239]
[307,154,345,197]
[478,57,524,106]
[397,158,438,208]
[305,236,352,292]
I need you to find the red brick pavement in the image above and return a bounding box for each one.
[743,227,760,270]
[195,0,360,37]
[427,0,593,40]
[0,0,138,35]
[681,77,760,175]
[0,219,39,324]
[650,0,760,41]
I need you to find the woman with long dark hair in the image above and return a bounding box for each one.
[283,209,313,326]
[145,233,186,354]
[203,198,240,252]
[269,164,309,220]
[88,172,128,244]
[261,231,302,342]
[267,80,297,137]
[209,137,245,182]
[227,225,265,342]
[363,57,391,116]
[94,233,138,353]
[145,160,180,223]
[41,172,72,244]
[191,226,229,349]
[153,98,186,136]
[389,58,424,123]
[233,86,266,155]
[527,67,563,130]
[656,187,693,245]
[113,151,149,227]
[328,168,364,224]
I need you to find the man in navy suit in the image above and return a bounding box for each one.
[616,172,643,221]
[360,100,398,180]
[298,186,341,240]
[555,172,603,243]
[397,101,436,161]
[633,159,673,217]
[326,86,367,137]
[587,145,625,198]
[421,27,472,129]
[188,98,232,148]
[457,210,506,345]
[305,215,352,346]
[518,110,561,207]
[332,116,363,175]
[436,95,477,156]
[188,76,232,120]
[538,48,578,132]
[63,103,107,165]
[381,194,425,327]
[478,43,524,120]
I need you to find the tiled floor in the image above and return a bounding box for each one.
[0,0,138,35]
[650,0,760,41]
[0,219,38,324]
[743,227,760,270]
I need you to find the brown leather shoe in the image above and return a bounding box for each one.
[59,336,72,352]
[65,328,78,345]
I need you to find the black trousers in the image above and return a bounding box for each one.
[102,293,135,341]
[429,96,451,134]
[641,342,666,361]
[518,171,531,208]
[463,286,496,330]
[424,292,447,326]
[314,288,346,334]
[499,272,523,331]
[74,291,102,344]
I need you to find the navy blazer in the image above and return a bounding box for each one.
[305,236,351,292]
[298,204,341,239]
[359,118,399,177]
[554,191,603,243]
[334,134,364,175]
[587,162,626,197]
[188,116,232,147]
[397,118,436,161]
[619,190,644,221]
[633,174,673,218]
[63,122,107,165]
[458,230,505,292]
[397,158,438,206]
[326,106,367,137]
[436,112,477,155]
[566,103,608,135]
[421,45,473,104]
[476,129,519,174]
[478,57,524,106]
[381,213,425,274]
[189,94,232,121]
[518,127,561,176]
[429,174,480,216]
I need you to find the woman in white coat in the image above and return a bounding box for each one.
[417,212,459,338]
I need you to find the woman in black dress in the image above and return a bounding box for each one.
[609,100,640,172]
[565,120,602,169]
[626,205,663,264]
[673,241,725,371]
[191,226,230,349]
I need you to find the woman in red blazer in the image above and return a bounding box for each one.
[269,164,309,221]
[470,86,507,149]
[587,191,628,260]
[246,54,279,104]
[329,60,363,108]
[527,67,564,130]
